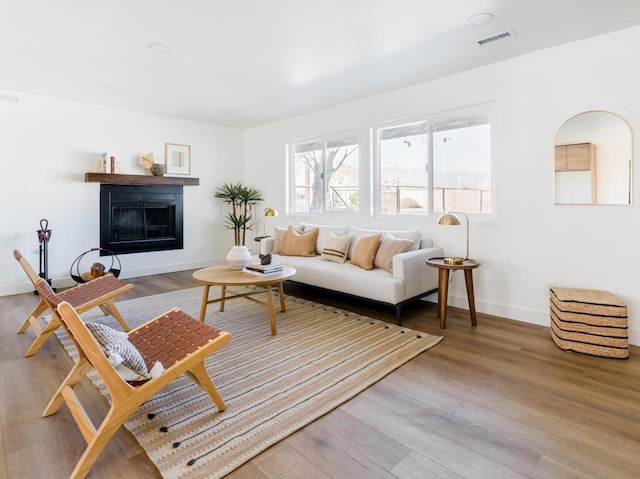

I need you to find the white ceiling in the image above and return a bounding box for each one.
[2,0,640,128]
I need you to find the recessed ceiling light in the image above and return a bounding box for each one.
[285,85,301,92]
[101,85,120,93]
[467,13,494,26]
[147,42,171,53]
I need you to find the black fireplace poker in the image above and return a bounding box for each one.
[36,218,55,293]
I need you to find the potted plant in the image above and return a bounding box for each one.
[215,182,264,269]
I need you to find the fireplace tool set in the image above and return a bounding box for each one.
[36,218,55,292]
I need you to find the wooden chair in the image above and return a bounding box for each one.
[35,278,231,479]
[13,249,133,356]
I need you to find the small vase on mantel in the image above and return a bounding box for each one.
[150,163,165,176]
[226,245,251,270]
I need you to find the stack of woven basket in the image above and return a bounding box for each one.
[550,287,629,359]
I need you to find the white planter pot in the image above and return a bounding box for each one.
[226,245,251,270]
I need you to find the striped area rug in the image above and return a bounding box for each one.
[56,287,442,478]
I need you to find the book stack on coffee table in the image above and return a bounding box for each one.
[244,262,283,276]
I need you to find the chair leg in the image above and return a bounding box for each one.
[100,300,130,332]
[24,314,63,357]
[16,300,47,334]
[187,361,226,411]
[68,406,132,479]
[43,357,92,417]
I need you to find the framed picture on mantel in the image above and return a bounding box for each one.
[165,143,191,175]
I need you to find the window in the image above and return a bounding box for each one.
[375,107,493,215]
[288,131,359,214]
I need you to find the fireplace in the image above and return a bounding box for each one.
[99,184,183,255]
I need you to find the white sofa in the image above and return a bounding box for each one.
[259,224,443,324]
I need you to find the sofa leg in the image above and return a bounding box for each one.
[396,305,402,326]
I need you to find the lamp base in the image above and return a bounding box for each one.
[443,257,465,265]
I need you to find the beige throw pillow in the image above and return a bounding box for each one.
[349,233,382,270]
[320,234,352,263]
[280,226,319,256]
[374,237,414,273]
[272,227,290,254]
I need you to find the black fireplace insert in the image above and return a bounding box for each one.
[100,184,183,255]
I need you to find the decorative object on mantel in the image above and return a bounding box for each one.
[140,152,165,176]
[215,182,264,270]
[150,163,165,176]
[96,153,120,174]
[95,152,110,173]
[165,143,191,175]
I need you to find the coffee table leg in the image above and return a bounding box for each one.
[278,281,286,312]
[199,285,210,322]
[220,285,227,312]
[266,284,277,335]
[438,269,450,329]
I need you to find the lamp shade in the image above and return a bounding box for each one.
[437,212,461,226]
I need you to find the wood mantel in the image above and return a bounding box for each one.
[85,173,199,186]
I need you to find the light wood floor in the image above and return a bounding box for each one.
[1,270,639,479]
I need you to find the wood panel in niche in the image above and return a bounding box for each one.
[554,143,595,171]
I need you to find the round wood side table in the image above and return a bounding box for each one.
[426,257,480,329]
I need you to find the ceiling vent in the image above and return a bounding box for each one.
[477,30,516,46]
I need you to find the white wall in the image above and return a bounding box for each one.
[244,26,640,345]
[0,94,244,295]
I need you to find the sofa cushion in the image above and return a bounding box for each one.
[280,226,319,257]
[320,234,352,263]
[300,223,350,254]
[275,254,407,305]
[374,235,415,273]
[350,233,382,270]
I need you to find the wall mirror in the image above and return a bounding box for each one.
[554,111,632,205]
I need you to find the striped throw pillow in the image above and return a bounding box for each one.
[85,322,150,381]
[320,234,352,263]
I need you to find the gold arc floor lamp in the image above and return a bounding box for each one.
[437,212,470,265]
[263,207,278,237]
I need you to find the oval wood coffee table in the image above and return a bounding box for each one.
[192,265,296,335]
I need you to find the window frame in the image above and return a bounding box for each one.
[286,129,361,215]
[373,103,495,218]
